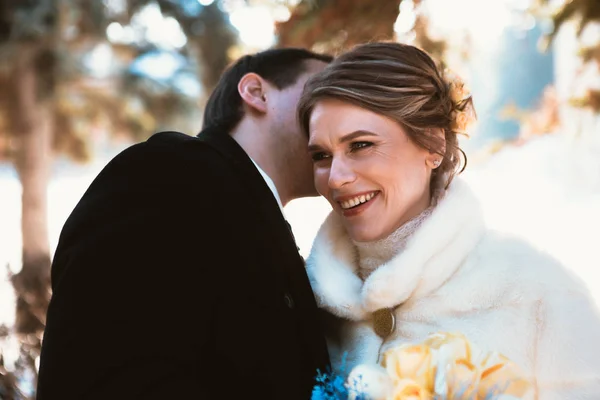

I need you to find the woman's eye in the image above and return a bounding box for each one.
[350,141,373,151]
[311,152,330,162]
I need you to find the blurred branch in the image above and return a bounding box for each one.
[275,0,402,54]
[579,44,600,66]
[500,85,561,142]
[412,12,447,62]
[536,0,600,43]
[570,89,600,112]
[156,0,238,92]
[534,0,600,114]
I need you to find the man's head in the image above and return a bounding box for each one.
[202,48,332,203]
[203,48,333,133]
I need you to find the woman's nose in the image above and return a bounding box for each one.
[328,157,357,189]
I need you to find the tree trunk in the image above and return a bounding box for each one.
[10,43,54,392]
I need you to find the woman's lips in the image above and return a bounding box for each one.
[339,191,380,217]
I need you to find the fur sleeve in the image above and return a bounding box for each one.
[534,292,600,399]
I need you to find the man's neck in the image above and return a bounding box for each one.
[230,120,291,206]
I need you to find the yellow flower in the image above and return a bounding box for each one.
[391,379,430,400]
[453,111,469,132]
[445,69,471,104]
[382,344,435,391]
[423,332,478,362]
[445,358,480,399]
[378,332,532,400]
[450,81,470,104]
[478,352,533,399]
[450,106,477,134]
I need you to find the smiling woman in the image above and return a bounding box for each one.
[306,99,437,242]
[297,41,600,399]
[299,42,469,242]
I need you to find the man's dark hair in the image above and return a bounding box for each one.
[201,48,333,134]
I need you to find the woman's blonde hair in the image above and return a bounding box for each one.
[298,42,473,192]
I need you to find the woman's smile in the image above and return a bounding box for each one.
[336,191,380,217]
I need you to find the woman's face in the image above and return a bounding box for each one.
[308,99,439,242]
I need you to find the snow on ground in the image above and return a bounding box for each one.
[464,133,600,304]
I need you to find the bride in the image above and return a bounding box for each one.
[297,42,600,398]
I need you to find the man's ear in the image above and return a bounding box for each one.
[238,73,268,114]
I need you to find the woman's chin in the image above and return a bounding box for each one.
[344,223,385,243]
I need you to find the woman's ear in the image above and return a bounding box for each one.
[238,73,268,114]
[426,128,446,169]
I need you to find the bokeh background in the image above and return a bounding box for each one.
[0,0,599,397]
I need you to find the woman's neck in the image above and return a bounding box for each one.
[353,207,435,280]
[352,180,447,280]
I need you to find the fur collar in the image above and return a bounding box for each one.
[306,178,486,321]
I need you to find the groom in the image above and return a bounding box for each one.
[37,48,332,399]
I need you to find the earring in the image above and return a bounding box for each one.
[432,159,441,168]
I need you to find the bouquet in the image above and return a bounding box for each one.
[312,332,533,400]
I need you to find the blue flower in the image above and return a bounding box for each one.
[312,353,369,400]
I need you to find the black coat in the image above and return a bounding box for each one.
[37,129,330,399]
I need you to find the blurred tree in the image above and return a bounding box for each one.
[412,10,447,63]
[539,0,600,41]
[155,0,237,94]
[275,0,402,54]
[0,5,60,389]
[0,1,237,397]
[275,0,447,62]
[537,0,600,112]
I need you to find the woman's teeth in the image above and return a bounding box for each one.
[340,192,376,210]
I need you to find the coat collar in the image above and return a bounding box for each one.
[305,178,486,321]
[195,127,298,258]
[197,127,286,212]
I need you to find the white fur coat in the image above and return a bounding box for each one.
[306,178,600,399]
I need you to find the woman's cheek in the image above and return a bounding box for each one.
[313,167,330,196]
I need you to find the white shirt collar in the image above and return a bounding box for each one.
[250,158,284,212]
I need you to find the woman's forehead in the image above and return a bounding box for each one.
[309,100,402,139]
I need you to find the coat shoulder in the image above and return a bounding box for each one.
[467,230,591,298]
[90,131,237,198]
